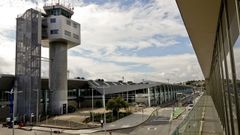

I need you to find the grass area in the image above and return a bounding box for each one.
[85,112,132,123]
[173,107,185,119]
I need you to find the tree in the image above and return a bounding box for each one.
[106,96,129,119]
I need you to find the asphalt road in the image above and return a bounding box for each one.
[93,107,188,135]
[0,125,70,135]
[0,108,188,135]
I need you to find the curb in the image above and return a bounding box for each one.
[96,108,158,132]
[17,127,32,131]
[19,124,100,132]
[172,108,186,120]
[19,108,157,134]
[38,124,99,130]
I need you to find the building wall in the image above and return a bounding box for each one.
[207,1,240,134]
[0,106,9,122]
[42,15,80,47]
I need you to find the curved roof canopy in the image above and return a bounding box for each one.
[176,0,221,79]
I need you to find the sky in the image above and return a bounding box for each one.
[0,0,204,83]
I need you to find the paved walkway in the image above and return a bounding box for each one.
[63,107,155,134]
[173,94,224,135]
[201,96,223,135]
[172,107,185,119]
[93,107,187,135]
[22,107,156,134]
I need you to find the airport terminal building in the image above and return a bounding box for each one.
[0,74,192,122]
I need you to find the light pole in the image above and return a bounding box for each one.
[33,89,39,125]
[96,85,109,135]
[102,87,106,135]
[91,88,94,122]
[5,87,22,135]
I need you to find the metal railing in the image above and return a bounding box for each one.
[172,94,206,135]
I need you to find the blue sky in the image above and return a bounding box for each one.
[0,0,203,82]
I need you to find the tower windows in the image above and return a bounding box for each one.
[64,30,71,37]
[50,29,58,34]
[73,23,78,28]
[66,20,71,26]
[50,18,56,23]
[73,34,79,39]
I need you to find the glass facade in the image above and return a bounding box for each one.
[175,0,240,134]
[207,0,240,134]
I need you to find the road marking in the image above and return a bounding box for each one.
[122,125,130,128]
[147,127,157,130]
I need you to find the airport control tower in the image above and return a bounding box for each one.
[42,3,81,115]
[15,2,80,120]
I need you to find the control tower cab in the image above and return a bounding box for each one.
[42,3,80,48]
[42,3,81,115]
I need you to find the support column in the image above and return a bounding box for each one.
[44,90,48,114]
[171,86,173,101]
[158,87,161,105]
[153,87,158,105]
[166,85,169,102]
[126,91,129,102]
[173,86,176,100]
[168,85,171,101]
[161,86,164,104]
[163,85,166,103]
[134,90,137,102]
[49,41,68,115]
[148,88,151,107]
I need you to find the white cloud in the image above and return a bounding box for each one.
[0,0,203,83]
[66,53,203,82]
[71,0,187,54]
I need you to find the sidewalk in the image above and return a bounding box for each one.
[97,107,155,130]
[63,107,155,134]
[172,107,185,119]
[21,107,156,134]
[201,96,223,135]
[172,95,224,135]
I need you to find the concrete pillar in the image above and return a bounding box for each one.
[154,87,157,105]
[163,85,166,102]
[170,86,173,100]
[134,90,137,102]
[44,90,48,114]
[158,87,161,105]
[126,91,128,102]
[166,85,169,102]
[173,86,175,100]
[148,88,151,107]
[160,86,163,104]
[49,41,68,115]
[168,85,171,101]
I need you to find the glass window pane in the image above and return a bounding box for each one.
[233,36,240,133]
[227,0,239,45]
[66,20,71,26]
[50,29,58,34]
[50,18,56,23]
[224,4,239,134]
[64,30,71,36]
[221,7,236,133]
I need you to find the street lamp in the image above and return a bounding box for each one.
[96,85,109,135]
[91,88,94,122]
[33,89,40,125]
[5,87,22,135]
[103,87,106,135]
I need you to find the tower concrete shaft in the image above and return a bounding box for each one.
[49,41,68,114]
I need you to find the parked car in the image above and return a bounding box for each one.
[188,104,193,111]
